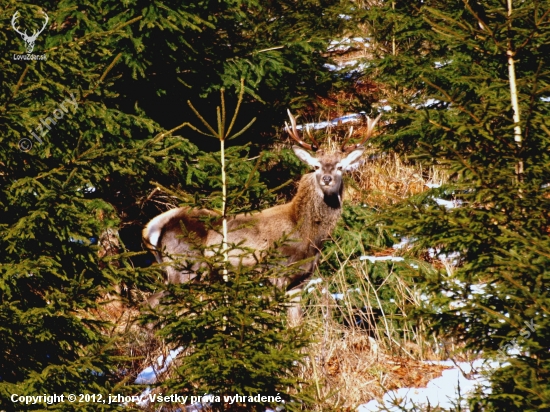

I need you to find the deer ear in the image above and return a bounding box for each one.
[293,146,321,168]
[339,147,365,171]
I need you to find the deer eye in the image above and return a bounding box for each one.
[314,165,320,170]
[337,165,343,171]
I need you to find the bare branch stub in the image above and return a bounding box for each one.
[285,109,320,152]
[341,113,382,153]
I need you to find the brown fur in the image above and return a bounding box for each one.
[143,146,365,309]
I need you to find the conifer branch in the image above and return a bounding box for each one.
[187,101,218,136]
[506,0,524,182]
[148,181,195,203]
[220,129,229,278]
[44,16,143,53]
[463,1,494,38]
[474,303,517,326]
[152,121,194,141]
[98,53,122,85]
[2,65,29,112]
[227,117,256,140]
[428,119,453,132]
[226,78,246,139]
[441,143,480,178]
[12,66,29,99]
[420,76,481,123]
[391,1,396,56]
[82,53,123,100]
[233,152,264,200]
[498,271,547,314]
[251,45,286,54]
[217,106,224,141]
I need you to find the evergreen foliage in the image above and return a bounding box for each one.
[363,0,550,409]
[151,251,311,411]
[1,1,192,409]
[1,0,352,409]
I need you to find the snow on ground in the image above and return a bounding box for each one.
[360,256,404,263]
[294,113,368,130]
[433,197,462,209]
[135,347,184,384]
[135,347,185,408]
[358,359,494,411]
[328,37,370,52]
[135,346,185,408]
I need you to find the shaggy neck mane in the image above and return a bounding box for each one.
[290,173,343,246]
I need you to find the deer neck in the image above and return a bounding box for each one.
[291,173,343,245]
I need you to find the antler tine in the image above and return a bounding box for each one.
[37,11,49,35]
[303,123,320,151]
[285,109,319,151]
[341,113,382,153]
[11,11,26,37]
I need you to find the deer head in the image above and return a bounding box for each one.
[11,11,49,54]
[285,110,382,199]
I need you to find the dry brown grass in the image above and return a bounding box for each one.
[297,319,452,410]
[294,171,452,410]
[348,150,448,207]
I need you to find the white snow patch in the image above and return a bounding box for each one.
[328,37,370,52]
[76,183,96,193]
[392,237,414,250]
[415,98,442,108]
[136,387,151,408]
[358,359,494,411]
[433,197,462,209]
[428,248,460,266]
[330,288,361,300]
[378,99,392,112]
[360,256,405,263]
[305,278,323,288]
[434,60,453,68]
[306,278,323,293]
[295,113,368,131]
[135,347,183,384]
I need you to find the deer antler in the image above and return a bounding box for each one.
[34,11,49,38]
[11,12,27,38]
[285,109,320,152]
[341,113,382,153]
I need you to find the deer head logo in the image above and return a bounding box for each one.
[11,11,49,54]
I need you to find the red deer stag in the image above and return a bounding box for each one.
[143,111,381,311]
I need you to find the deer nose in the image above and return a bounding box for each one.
[322,175,332,185]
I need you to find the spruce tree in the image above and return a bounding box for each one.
[1,0,364,409]
[363,0,550,409]
[143,87,312,412]
[1,1,195,410]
